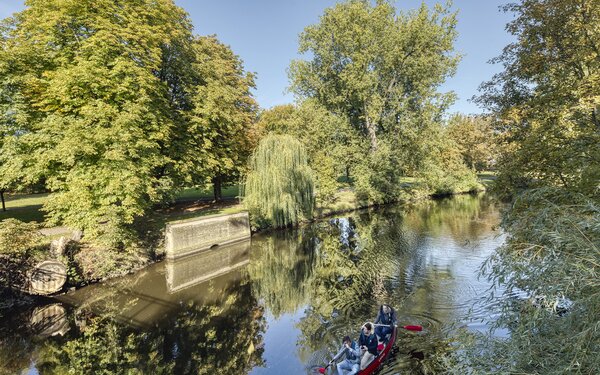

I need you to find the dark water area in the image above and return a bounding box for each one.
[0,194,507,375]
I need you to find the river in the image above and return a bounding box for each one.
[0,193,507,374]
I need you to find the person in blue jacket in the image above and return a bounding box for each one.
[374,304,396,342]
[358,322,378,369]
[329,335,360,375]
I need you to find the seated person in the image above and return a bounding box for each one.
[329,335,360,375]
[358,322,378,370]
[374,304,396,342]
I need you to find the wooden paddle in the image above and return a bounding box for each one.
[373,323,423,331]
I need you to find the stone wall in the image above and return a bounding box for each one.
[164,211,251,259]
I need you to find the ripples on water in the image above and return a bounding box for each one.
[0,194,508,375]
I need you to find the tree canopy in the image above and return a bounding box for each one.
[446,1,600,373]
[0,1,257,245]
[184,35,258,200]
[290,0,460,153]
[478,0,600,198]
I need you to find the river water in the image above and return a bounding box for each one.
[0,193,507,374]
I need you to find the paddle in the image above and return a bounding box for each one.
[317,361,333,374]
[373,323,423,331]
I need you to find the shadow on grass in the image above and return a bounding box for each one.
[0,205,45,223]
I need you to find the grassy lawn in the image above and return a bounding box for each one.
[0,193,48,223]
[176,185,240,201]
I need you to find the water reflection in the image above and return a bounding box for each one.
[0,193,504,374]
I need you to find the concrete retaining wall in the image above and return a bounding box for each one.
[164,211,251,259]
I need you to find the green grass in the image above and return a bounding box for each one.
[317,189,360,216]
[0,193,48,223]
[176,185,240,201]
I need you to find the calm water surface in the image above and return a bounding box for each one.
[1,194,507,374]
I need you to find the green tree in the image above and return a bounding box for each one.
[256,101,361,204]
[477,0,600,198]
[0,0,195,246]
[243,134,315,228]
[446,114,497,171]
[254,104,297,136]
[417,123,481,195]
[441,1,600,373]
[289,0,460,153]
[184,35,258,201]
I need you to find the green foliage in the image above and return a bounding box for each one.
[289,0,471,201]
[446,114,498,171]
[290,0,460,152]
[0,0,197,247]
[354,143,403,204]
[256,101,361,204]
[478,0,600,199]
[243,134,315,228]
[183,35,258,188]
[310,152,339,204]
[0,1,258,247]
[72,245,148,281]
[0,218,42,257]
[444,188,600,374]
[416,124,481,195]
[446,1,600,373]
[255,104,296,136]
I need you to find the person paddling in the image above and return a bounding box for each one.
[374,304,397,343]
[328,335,360,375]
[358,322,378,370]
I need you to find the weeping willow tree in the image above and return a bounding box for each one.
[243,134,315,228]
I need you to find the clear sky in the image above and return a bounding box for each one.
[1,0,515,114]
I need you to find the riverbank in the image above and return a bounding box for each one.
[0,193,504,375]
[0,174,493,299]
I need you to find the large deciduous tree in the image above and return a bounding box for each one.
[0,0,196,245]
[289,0,460,153]
[478,0,600,198]
[184,35,257,201]
[0,1,260,246]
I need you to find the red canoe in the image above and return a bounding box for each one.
[357,325,398,375]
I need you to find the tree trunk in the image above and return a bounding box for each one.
[366,116,377,152]
[0,189,5,212]
[212,176,222,202]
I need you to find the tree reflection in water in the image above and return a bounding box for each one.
[0,194,502,374]
[35,278,265,375]
[248,193,502,373]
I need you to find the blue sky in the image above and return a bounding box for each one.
[1,0,514,114]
